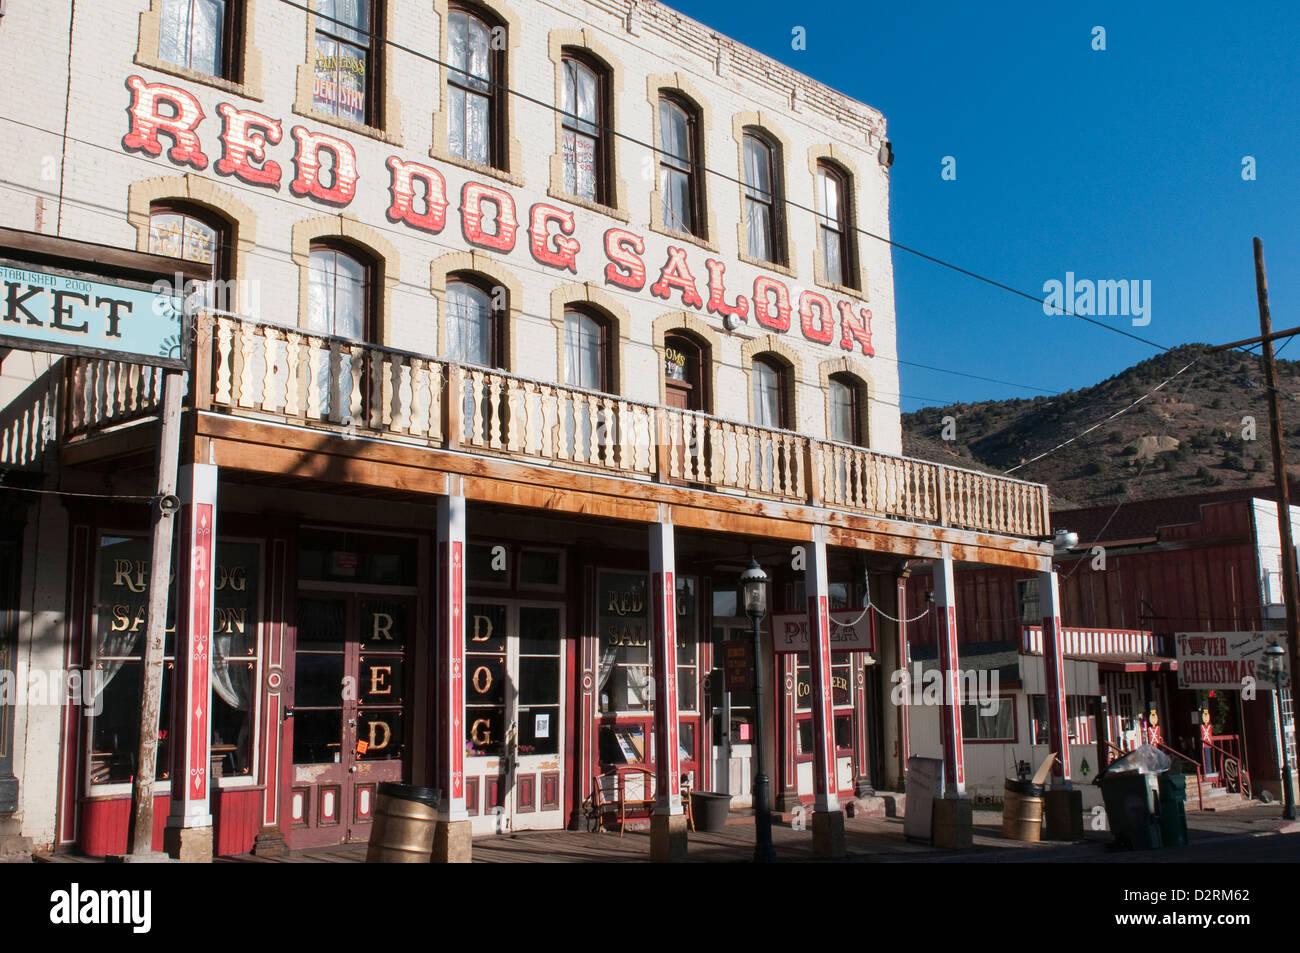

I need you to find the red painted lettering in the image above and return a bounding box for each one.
[838,301,875,355]
[528,203,580,273]
[385,157,448,234]
[704,259,749,322]
[288,127,358,207]
[798,290,834,344]
[460,181,519,252]
[752,276,791,332]
[122,76,208,170]
[603,229,646,290]
[214,103,282,188]
[649,247,703,309]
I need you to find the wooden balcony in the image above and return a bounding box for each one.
[60,314,1052,548]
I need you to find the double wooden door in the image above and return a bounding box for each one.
[289,594,413,847]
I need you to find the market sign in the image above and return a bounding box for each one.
[1175,631,1289,691]
[771,608,874,654]
[0,259,189,369]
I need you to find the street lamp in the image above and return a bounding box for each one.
[1264,643,1297,820]
[740,558,776,863]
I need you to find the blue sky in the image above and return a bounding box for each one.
[668,0,1300,411]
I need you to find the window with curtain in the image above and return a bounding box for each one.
[658,95,700,236]
[313,0,379,126]
[743,130,779,263]
[561,54,604,203]
[828,374,863,445]
[752,356,786,429]
[446,278,500,367]
[816,161,854,288]
[307,244,370,341]
[448,6,498,166]
[159,0,235,78]
[564,309,607,391]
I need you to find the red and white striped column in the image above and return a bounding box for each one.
[649,514,686,860]
[433,488,470,861]
[1039,570,1071,786]
[896,572,911,785]
[934,547,965,797]
[165,463,216,861]
[805,531,845,856]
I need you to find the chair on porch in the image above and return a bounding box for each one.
[590,766,656,836]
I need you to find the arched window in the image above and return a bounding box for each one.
[149,202,234,311]
[816,160,856,289]
[561,52,608,204]
[828,373,866,446]
[448,4,504,167]
[564,307,608,391]
[307,243,372,342]
[658,94,703,237]
[752,355,788,430]
[743,129,782,264]
[446,275,503,368]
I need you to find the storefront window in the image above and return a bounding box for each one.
[211,542,260,778]
[796,652,853,712]
[464,602,507,757]
[517,606,561,756]
[676,577,697,713]
[297,529,417,586]
[90,535,176,785]
[961,696,1016,742]
[597,572,650,713]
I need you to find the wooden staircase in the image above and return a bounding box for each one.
[1183,772,1252,811]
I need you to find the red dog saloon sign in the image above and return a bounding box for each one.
[120,76,875,356]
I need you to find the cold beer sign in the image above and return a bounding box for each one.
[0,235,192,369]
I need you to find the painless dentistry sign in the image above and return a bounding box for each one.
[118,76,877,357]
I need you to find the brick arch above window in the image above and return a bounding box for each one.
[650,312,723,410]
[742,334,804,431]
[731,112,797,277]
[429,250,524,372]
[549,284,630,394]
[128,174,258,287]
[291,215,398,344]
[546,30,628,219]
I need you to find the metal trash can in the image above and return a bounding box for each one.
[1157,773,1188,847]
[1001,779,1044,841]
[690,791,731,832]
[1098,772,1162,850]
[365,782,439,863]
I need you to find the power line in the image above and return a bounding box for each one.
[274,0,1171,354]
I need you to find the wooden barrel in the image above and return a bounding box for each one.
[365,783,439,863]
[1001,779,1043,842]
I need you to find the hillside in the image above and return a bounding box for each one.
[901,344,1300,506]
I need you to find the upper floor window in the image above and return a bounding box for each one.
[160,0,240,79]
[307,243,372,341]
[313,0,382,127]
[564,308,608,391]
[446,276,503,367]
[448,5,503,167]
[816,161,855,289]
[743,130,781,264]
[561,53,607,204]
[149,204,226,279]
[828,373,865,445]
[752,356,788,430]
[658,94,702,237]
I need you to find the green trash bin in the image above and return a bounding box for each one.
[1098,772,1162,850]
[1157,773,1188,847]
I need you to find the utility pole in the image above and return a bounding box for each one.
[1211,238,1300,818]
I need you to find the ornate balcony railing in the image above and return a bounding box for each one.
[59,315,1051,539]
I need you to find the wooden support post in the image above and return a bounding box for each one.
[1039,569,1071,787]
[805,528,845,858]
[648,512,686,861]
[934,545,965,797]
[128,369,184,861]
[432,486,471,861]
